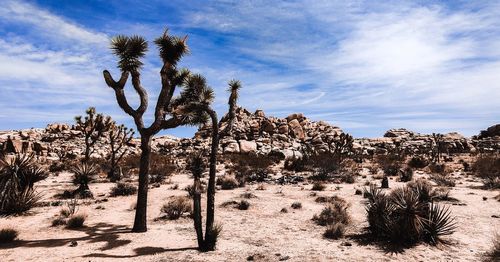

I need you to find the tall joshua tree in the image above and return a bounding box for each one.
[224,79,242,135]
[173,74,220,251]
[107,122,134,181]
[103,29,198,232]
[75,107,112,162]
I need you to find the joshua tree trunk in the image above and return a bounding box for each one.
[133,135,151,232]
[193,170,204,248]
[203,108,219,251]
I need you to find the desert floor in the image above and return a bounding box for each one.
[0,168,499,262]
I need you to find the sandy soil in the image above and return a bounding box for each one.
[0,166,499,262]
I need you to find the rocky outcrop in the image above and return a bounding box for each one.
[0,108,498,160]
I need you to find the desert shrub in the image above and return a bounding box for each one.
[408,156,429,169]
[149,153,177,183]
[430,173,456,187]
[184,184,206,198]
[204,222,223,251]
[0,228,18,243]
[323,222,346,239]
[483,234,500,262]
[0,154,46,214]
[313,198,351,226]
[472,155,500,189]
[315,195,347,204]
[237,200,250,210]
[365,182,456,246]
[428,162,447,174]
[225,153,278,184]
[66,214,87,229]
[284,157,308,172]
[280,207,288,213]
[110,182,137,196]
[376,153,404,176]
[217,176,239,190]
[71,162,98,196]
[341,172,356,184]
[291,202,302,209]
[240,192,257,199]
[311,182,326,191]
[51,217,67,226]
[161,196,192,220]
[458,159,470,172]
[400,167,413,182]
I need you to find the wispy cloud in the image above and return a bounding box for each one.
[0,0,498,137]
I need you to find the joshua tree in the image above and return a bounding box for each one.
[75,107,112,162]
[174,74,220,251]
[103,29,209,232]
[328,133,354,165]
[224,79,242,135]
[107,122,134,181]
[431,133,444,163]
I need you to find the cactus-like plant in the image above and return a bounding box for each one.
[104,29,214,232]
[75,107,112,162]
[225,79,242,135]
[107,122,134,181]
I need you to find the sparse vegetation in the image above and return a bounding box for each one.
[110,182,137,196]
[313,198,351,226]
[161,196,192,220]
[472,155,500,189]
[483,234,500,262]
[0,228,18,243]
[312,182,326,191]
[291,202,302,209]
[75,107,112,162]
[66,214,87,229]
[237,200,250,210]
[217,176,239,190]
[408,156,429,169]
[106,122,134,181]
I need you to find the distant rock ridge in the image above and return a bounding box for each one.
[0,109,499,158]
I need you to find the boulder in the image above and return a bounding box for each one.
[239,140,257,153]
[288,119,305,140]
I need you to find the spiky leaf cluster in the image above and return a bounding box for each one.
[111,35,148,72]
[154,29,189,66]
[365,180,456,246]
[0,154,46,214]
[171,74,215,126]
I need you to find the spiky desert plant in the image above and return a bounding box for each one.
[225,79,242,135]
[75,107,112,162]
[423,203,457,245]
[104,29,215,232]
[107,122,134,181]
[173,74,222,251]
[71,162,98,198]
[430,133,445,163]
[389,187,427,243]
[0,154,46,214]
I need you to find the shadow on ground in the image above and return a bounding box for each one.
[0,222,197,258]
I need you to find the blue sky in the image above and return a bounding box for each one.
[0,0,499,138]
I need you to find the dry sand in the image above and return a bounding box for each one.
[0,168,498,261]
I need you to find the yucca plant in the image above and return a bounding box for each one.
[71,162,98,198]
[423,203,457,245]
[0,154,46,214]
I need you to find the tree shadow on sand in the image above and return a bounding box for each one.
[0,222,198,258]
[0,222,131,251]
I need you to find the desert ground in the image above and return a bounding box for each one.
[1,158,498,262]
